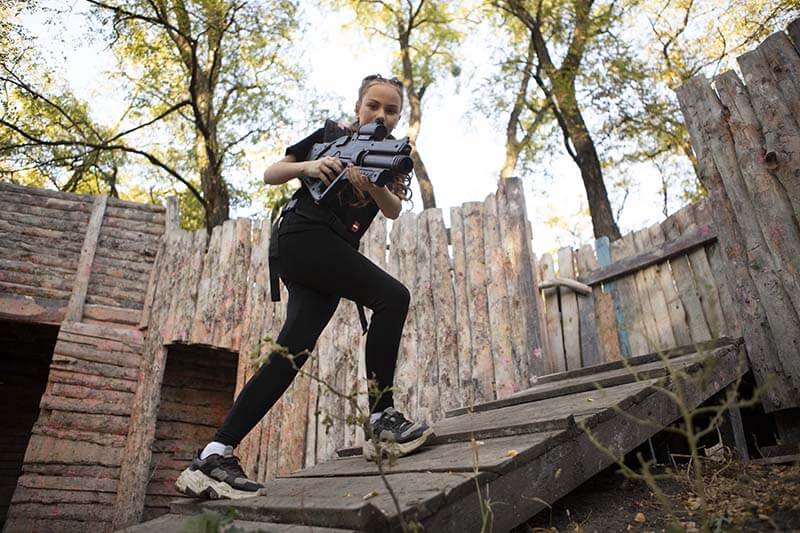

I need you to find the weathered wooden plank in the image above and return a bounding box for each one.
[48,369,137,394]
[509,336,741,389]
[716,67,800,317]
[594,237,628,359]
[540,253,565,374]
[104,203,165,224]
[498,178,547,379]
[0,207,89,234]
[105,195,166,214]
[190,224,222,344]
[386,213,415,415]
[61,320,144,346]
[0,198,91,226]
[676,74,799,411]
[483,194,519,397]
[445,346,720,419]
[789,17,800,48]
[175,471,493,532]
[462,202,494,405]
[743,36,800,219]
[690,201,741,338]
[0,243,80,270]
[435,377,660,443]
[434,343,746,532]
[557,247,581,370]
[276,369,311,476]
[23,434,123,466]
[632,227,676,350]
[0,266,76,291]
[339,313,360,450]
[581,225,717,286]
[661,213,712,344]
[429,209,460,414]
[446,206,474,405]
[304,355,320,470]
[237,221,272,475]
[31,424,128,448]
[50,354,139,381]
[609,236,651,356]
[111,226,179,528]
[0,183,93,209]
[98,223,162,246]
[414,209,440,421]
[289,431,566,478]
[675,211,728,338]
[0,280,71,304]
[53,340,140,368]
[647,223,692,347]
[40,409,130,435]
[574,245,602,367]
[118,513,356,533]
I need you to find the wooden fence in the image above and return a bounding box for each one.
[675,17,800,413]
[536,199,740,374]
[114,177,547,524]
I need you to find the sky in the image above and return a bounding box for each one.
[15,0,680,257]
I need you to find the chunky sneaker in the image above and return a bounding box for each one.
[175,445,263,500]
[363,407,434,461]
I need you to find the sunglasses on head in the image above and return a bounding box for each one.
[363,74,403,87]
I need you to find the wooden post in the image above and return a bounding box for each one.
[676,74,798,412]
[557,247,581,370]
[64,195,107,323]
[595,237,629,359]
[574,244,604,367]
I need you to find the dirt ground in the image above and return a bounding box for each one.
[512,454,800,533]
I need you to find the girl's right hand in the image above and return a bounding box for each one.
[303,156,344,186]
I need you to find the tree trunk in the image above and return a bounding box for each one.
[559,92,621,240]
[193,66,229,230]
[399,29,437,209]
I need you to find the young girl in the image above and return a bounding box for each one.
[175,74,434,500]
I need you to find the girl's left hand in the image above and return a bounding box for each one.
[347,164,382,195]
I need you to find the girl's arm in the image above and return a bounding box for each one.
[263,154,342,186]
[369,185,402,220]
[263,154,307,185]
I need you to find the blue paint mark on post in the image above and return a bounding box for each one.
[595,236,631,358]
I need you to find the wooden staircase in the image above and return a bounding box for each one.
[119,337,746,533]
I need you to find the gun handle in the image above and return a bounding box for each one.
[316,169,351,206]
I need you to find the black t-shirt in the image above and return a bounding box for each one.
[282,124,382,243]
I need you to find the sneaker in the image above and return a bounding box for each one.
[362,407,434,461]
[175,445,263,500]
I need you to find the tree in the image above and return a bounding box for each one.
[484,0,800,238]
[329,0,465,209]
[599,0,800,209]
[1,0,303,229]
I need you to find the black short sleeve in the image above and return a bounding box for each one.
[284,127,325,162]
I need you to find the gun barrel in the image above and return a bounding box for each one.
[360,153,413,173]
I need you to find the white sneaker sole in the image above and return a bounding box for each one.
[363,427,435,462]
[175,468,262,500]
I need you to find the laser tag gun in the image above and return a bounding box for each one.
[298,119,413,207]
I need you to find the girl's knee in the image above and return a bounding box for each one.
[389,282,410,311]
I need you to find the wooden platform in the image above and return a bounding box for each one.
[143,338,746,532]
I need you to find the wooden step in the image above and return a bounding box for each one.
[445,337,743,417]
[118,511,356,532]
[161,343,745,532]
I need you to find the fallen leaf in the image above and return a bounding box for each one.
[634,512,646,523]
[363,491,379,500]
[555,467,562,479]
[506,449,519,457]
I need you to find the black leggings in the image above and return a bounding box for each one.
[213,224,410,447]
